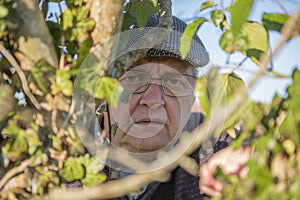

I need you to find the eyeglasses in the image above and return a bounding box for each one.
[119,70,196,97]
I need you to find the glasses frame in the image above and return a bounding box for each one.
[119,70,197,98]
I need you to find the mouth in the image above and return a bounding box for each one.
[135,118,165,126]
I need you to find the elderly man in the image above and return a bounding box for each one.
[93,14,251,199]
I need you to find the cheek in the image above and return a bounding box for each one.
[166,97,194,128]
[110,94,140,132]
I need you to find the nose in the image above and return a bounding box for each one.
[139,83,165,107]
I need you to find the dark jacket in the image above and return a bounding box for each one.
[103,113,233,200]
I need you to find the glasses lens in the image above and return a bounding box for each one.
[162,74,194,97]
[119,71,149,93]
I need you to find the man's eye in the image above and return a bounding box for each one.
[164,78,184,85]
[123,76,140,82]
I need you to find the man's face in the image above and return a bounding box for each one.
[110,57,195,160]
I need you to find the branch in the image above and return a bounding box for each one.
[0,43,41,110]
[43,5,300,200]
[0,159,31,191]
[39,170,169,200]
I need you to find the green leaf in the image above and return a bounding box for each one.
[243,22,268,52]
[220,29,249,53]
[195,78,210,116]
[229,0,254,35]
[207,68,228,118]
[33,166,59,195]
[0,84,15,122]
[79,154,105,173]
[82,173,107,186]
[66,136,85,155]
[2,121,28,160]
[75,6,88,21]
[243,22,269,64]
[62,9,73,30]
[221,73,244,101]
[180,18,206,59]
[77,18,95,31]
[74,0,85,6]
[131,0,159,27]
[59,158,85,182]
[31,61,53,94]
[122,13,137,32]
[51,69,73,96]
[211,9,226,29]
[95,77,123,107]
[262,13,288,32]
[200,0,215,12]
[279,70,300,146]
[220,21,268,63]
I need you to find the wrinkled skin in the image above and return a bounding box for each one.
[109,57,195,161]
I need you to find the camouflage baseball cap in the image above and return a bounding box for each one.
[123,14,210,68]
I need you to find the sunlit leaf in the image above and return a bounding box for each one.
[262,13,288,32]
[220,29,249,53]
[74,0,85,6]
[243,22,269,61]
[195,78,210,115]
[79,154,105,173]
[282,139,296,155]
[59,158,85,182]
[221,73,244,101]
[51,69,73,96]
[66,136,85,155]
[205,68,227,120]
[211,9,226,29]
[78,154,107,185]
[2,121,28,160]
[229,0,254,35]
[62,9,73,30]
[180,17,206,59]
[82,173,107,186]
[200,0,215,12]
[77,19,95,30]
[33,166,59,195]
[75,6,88,21]
[220,21,268,64]
[279,70,300,146]
[0,6,9,18]
[95,77,123,107]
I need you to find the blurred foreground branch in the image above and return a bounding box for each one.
[40,5,300,200]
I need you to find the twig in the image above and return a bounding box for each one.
[275,0,290,15]
[0,43,41,110]
[51,2,66,135]
[51,95,59,135]
[0,159,31,191]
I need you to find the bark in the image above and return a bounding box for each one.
[14,0,58,69]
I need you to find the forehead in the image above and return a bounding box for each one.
[131,57,194,74]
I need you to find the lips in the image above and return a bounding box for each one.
[135,118,165,126]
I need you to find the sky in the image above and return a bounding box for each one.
[172,0,300,103]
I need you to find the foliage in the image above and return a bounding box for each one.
[0,0,299,199]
